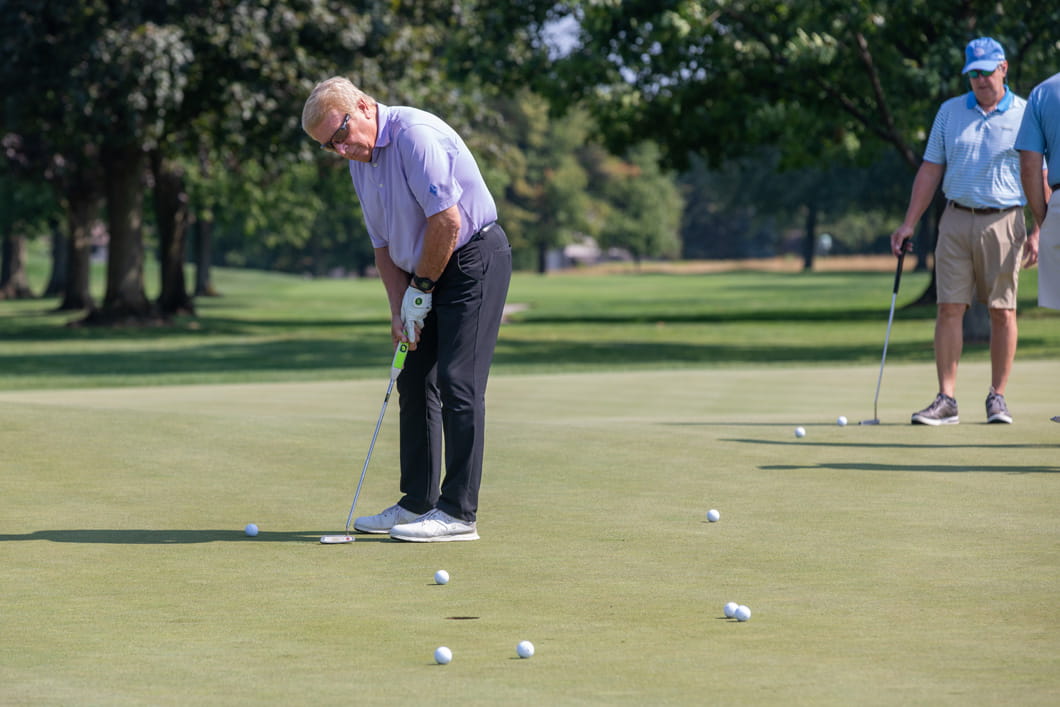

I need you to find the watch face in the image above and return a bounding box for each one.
[414,276,435,291]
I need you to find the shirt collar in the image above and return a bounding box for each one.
[965,86,1013,112]
[374,102,392,149]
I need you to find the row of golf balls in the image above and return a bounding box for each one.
[433,570,535,663]
[435,641,535,665]
[794,416,849,438]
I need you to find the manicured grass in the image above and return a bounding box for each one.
[1,363,1058,705]
[1,263,1056,390]
[2,264,1058,703]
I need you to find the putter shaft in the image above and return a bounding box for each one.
[343,377,396,535]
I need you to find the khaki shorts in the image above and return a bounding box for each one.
[935,203,1025,309]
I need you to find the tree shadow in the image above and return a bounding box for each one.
[723,437,1060,452]
[0,529,395,544]
[760,462,1059,474]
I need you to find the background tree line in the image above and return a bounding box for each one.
[2,1,1057,325]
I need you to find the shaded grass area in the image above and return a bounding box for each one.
[1,364,1058,704]
[1,266,1056,390]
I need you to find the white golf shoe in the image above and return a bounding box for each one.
[389,508,479,542]
[353,503,420,534]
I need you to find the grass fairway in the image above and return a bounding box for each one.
[2,362,1058,705]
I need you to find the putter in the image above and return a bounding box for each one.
[862,245,907,425]
[321,342,410,544]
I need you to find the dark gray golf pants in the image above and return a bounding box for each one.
[397,223,511,522]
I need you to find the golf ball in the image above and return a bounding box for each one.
[434,570,450,585]
[837,415,848,426]
[434,646,452,665]
[516,640,535,659]
[794,426,806,438]
[706,509,720,523]
[723,601,739,618]
[244,523,258,537]
[735,605,752,622]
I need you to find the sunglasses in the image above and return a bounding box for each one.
[321,113,351,152]
[967,69,996,78]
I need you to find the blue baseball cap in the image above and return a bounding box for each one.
[962,37,1005,74]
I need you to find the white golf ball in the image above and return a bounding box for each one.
[434,570,450,585]
[706,509,720,523]
[794,426,806,438]
[735,605,752,622]
[723,601,739,618]
[244,523,258,537]
[434,646,452,665]
[516,640,535,659]
[837,415,848,426]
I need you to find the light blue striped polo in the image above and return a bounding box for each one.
[923,87,1028,208]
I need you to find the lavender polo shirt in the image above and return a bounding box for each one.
[348,103,497,274]
[924,88,1027,209]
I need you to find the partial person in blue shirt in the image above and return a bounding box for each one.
[302,78,512,542]
[1014,71,1060,423]
[888,37,1043,427]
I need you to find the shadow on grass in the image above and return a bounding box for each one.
[761,462,1060,474]
[0,337,943,382]
[724,437,1060,452]
[0,529,396,544]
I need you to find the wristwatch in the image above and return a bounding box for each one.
[411,274,436,292]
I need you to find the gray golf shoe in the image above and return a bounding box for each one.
[911,393,959,425]
[985,391,1013,424]
[353,503,420,534]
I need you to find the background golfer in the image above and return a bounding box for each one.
[888,37,1041,426]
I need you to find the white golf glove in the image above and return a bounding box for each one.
[400,285,432,343]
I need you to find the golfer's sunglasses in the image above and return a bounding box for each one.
[321,113,351,152]
[967,69,996,78]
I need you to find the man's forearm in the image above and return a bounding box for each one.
[415,205,461,280]
[1019,151,1048,226]
[374,247,411,317]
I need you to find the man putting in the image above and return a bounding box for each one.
[302,78,511,541]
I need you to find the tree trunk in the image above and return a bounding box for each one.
[151,151,195,316]
[910,196,945,306]
[963,302,991,343]
[193,216,219,296]
[802,199,817,271]
[0,232,34,299]
[82,145,154,324]
[537,242,547,274]
[43,218,67,297]
[57,188,99,311]
[193,146,219,297]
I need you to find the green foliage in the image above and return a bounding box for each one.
[596,142,683,261]
[541,1,1060,172]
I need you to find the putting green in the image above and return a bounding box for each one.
[1,362,1058,705]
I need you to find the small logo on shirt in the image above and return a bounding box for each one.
[429,184,438,195]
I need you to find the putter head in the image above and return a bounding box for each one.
[860,419,880,425]
[320,535,356,544]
